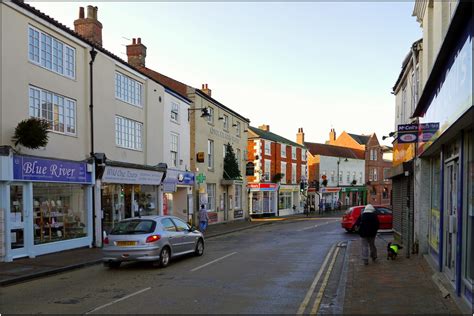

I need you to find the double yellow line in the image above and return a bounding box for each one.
[296,241,342,315]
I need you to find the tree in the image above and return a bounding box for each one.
[12,118,50,149]
[223,143,241,180]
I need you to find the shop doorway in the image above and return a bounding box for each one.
[9,184,27,258]
[444,159,459,283]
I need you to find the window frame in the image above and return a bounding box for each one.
[207,183,216,211]
[208,139,214,170]
[281,144,286,158]
[170,132,179,167]
[115,115,143,151]
[115,71,143,107]
[223,114,229,130]
[171,101,179,123]
[264,141,271,156]
[264,160,271,181]
[234,184,242,210]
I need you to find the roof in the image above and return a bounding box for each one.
[9,0,189,103]
[136,66,190,102]
[194,89,250,123]
[347,133,371,146]
[304,142,365,159]
[392,38,422,93]
[249,126,304,148]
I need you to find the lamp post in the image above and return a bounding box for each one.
[336,157,348,209]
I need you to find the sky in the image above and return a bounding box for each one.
[27,1,422,146]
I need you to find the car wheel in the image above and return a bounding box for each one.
[104,261,121,269]
[345,228,353,233]
[195,239,204,256]
[159,247,171,268]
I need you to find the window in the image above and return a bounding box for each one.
[331,171,335,183]
[223,144,228,159]
[401,85,407,123]
[383,168,390,181]
[292,147,296,160]
[235,185,242,210]
[115,116,143,150]
[264,141,271,155]
[301,150,306,161]
[382,187,389,199]
[339,171,343,183]
[171,102,179,122]
[207,107,214,124]
[29,86,76,135]
[170,133,179,167]
[359,172,363,184]
[264,160,271,181]
[236,121,241,137]
[292,163,296,183]
[279,192,292,209]
[207,184,216,211]
[28,26,75,78]
[301,165,306,181]
[236,148,241,171]
[346,172,350,183]
[172,218,190,232]
[280,162,286,184]
[208,140,214,169]
[115,72,142,107]
[223,114,228,130]
[281,145,286,158]
[373,168,378,181]
[161,218,177,232]
[370,149,377,161]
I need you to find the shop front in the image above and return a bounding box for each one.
[340,186,367,208]
[0,153,94,262]
[319,187,341,211]
[98,162,166,235]
[248,183,278,216]
[162,169,194,223]
[279,184,302,216]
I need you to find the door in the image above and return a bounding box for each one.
[9,184,27,258]
[172,218,196,253]
[444,160,458,282]
[223,192,228,221]
[375,207,392,230]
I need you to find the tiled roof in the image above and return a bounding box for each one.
[304,142,365,159]
[348,133,371,146]
[195,90,250,123]
[249,127,304,148]
[137,66,190,101]
[9,0,187,102]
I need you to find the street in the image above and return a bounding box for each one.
[0,218,353,314]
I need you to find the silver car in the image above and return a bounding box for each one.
[102,215,204,268]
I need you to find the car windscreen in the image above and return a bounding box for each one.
[110,220,156,235]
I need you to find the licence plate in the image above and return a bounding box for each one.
[116,241,138,246]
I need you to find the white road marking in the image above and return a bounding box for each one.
[310,242,341,314]
[296,244,336,315]
[297,219,338,231]
[85,287,151,314]
[190,252,237,272]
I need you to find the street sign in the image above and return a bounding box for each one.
[419,122,440,142]
[196,173,206,184]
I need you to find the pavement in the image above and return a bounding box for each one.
[1,210,464,315]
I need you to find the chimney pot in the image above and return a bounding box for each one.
[137,37,141,44]
[87,5,94,18]
[79,7,84,19]
[132,38,136,44]
[74,5,103,47]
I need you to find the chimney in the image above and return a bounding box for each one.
[201,83,212,97]
[74,6,103,47]
[297,127,305,145]
[126,37,147,68]
[329,128,337,143]
[258,124,270,132]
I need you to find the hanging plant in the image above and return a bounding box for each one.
[12,118,50,149]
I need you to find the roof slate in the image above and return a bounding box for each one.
[249,127,304,148]
[304,142,365,159]
[347,133,371,146]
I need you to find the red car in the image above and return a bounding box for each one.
[341,205,393,232]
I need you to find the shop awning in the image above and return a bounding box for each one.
[100,160,167,185]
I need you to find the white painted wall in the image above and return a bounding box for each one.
[319,156,365,187]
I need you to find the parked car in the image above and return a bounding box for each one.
[102,215,204,268]
[341,205,393,232]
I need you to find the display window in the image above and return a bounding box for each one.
[279,192,292,209]
[33,183,88,244]
[429,156,441,253]
[101,184,158,233]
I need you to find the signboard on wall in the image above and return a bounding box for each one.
[13,155,92,184]
[397,124,419,143]
[102,166,164,185]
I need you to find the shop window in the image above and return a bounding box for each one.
[429,156,441,253]
[235,185,242,210]
[33,183,87,244]
[279,192,292,210]
[382,187,389,199]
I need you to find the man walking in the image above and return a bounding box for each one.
[355,204,379,265]
[199,204,209,233]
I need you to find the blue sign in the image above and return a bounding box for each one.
[13,155,92,184]
[397,124,419,143]
[419,122,440,142]
[163,169,195,185]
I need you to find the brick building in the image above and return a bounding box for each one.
[247,125,307,216]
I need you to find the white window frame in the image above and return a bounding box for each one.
[264,141,271,156]
[373,168,378,181]
[208,139,214,169]
[301,165,306,181]
[236,121,241,137]
[280,162,286,184]
[292,147,296,160]
[171,101,179,123]
[292,163,296,184]
[115,115,143,151]
[369,168,374,181]
[28,25,76,79]
[264,160,271,181]
[223,114,229,130]
[170,132,179,167]
[235,184,242,210]
[281,144,286,158]
[29,86,76,136]
[301,150,306,161]
[207,107,214,124]
[359,172,363,184]
[236,148,241,171]
[223,144,228,159]
[331,171,335,184]
[115,72,143,107]
[207,184,216,211]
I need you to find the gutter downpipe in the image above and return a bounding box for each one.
[89,47,98,247]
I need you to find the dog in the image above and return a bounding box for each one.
[387,242,403,260]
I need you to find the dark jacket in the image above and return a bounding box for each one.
[356,209,379,238]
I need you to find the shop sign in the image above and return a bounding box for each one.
[397,124,419,143]
[210,127,239,143]
[163,182,177,193]
[196,173,206,184]
[234,209,243,218]
[164,169,195,186]
[247,183,278,191]
[208,211,218,223]
[393,141,416,166]
[320,187,341,193]
[102,166,164,185]
[13,155,92,184]
[341,187,366,192]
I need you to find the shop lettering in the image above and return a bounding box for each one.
[22,161,76,178]
[50,164,75,177]
[23,161,48,175]
[106,168,138,179]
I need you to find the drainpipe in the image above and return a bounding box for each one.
[89,47,98,246]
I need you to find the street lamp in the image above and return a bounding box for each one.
[188,107,210,120]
